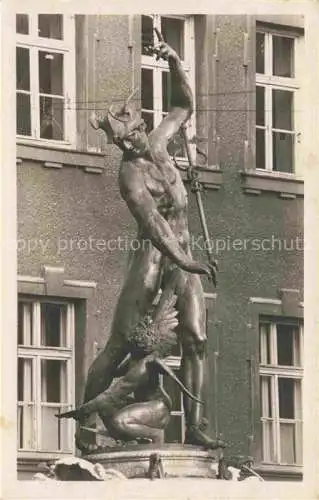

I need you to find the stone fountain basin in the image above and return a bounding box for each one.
[84,444,220,479]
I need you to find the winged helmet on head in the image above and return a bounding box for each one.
[89,88,145,143]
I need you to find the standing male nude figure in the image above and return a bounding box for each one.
[82,39,221,449]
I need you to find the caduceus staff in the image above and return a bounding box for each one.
[151,27,217,273]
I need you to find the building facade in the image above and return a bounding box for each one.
[16,14,304,480]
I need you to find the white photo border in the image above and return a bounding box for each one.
[1,0,318,498]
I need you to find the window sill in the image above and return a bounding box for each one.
[17,136,76,149]
[16,143,105,174]
[240,169,304,198]
[180,165,223,190]
[18,451,75,474]
[18,274,97,299]
[255,463,303,481]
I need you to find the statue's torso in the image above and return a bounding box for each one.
[120,153,190,250]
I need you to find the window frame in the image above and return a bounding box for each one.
[256,27,304,175]
[259,320,303,466]
[141,15,196,162]
[16,14,76,148]
[17,297,75,455]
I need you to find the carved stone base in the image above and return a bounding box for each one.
[84,444,220,479]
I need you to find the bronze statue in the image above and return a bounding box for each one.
[77,35,221,450]
[57,272,203,444]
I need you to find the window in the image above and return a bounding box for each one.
[141,15,195,159]
[259,321,303,465]
[16,14,75,145]
[256,29,303,173]
[160,343,185,443]
[17,299,75,453]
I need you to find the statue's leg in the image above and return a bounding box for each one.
[83,245,163,403]
[76,246,163,451]
[175,272,225,449]
[76,335,126,452]
[82,333,129,403]
[175,272,206,426]
[109,400,170,443]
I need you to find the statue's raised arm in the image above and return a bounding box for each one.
[148,30,193,149]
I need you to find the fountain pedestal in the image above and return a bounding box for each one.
[84,444,220,479]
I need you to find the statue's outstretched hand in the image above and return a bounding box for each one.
[153,42,178,61]
[200,259,218,287]
[152,28,178,62]
[181,257,218,286]
[152,28,178,61]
